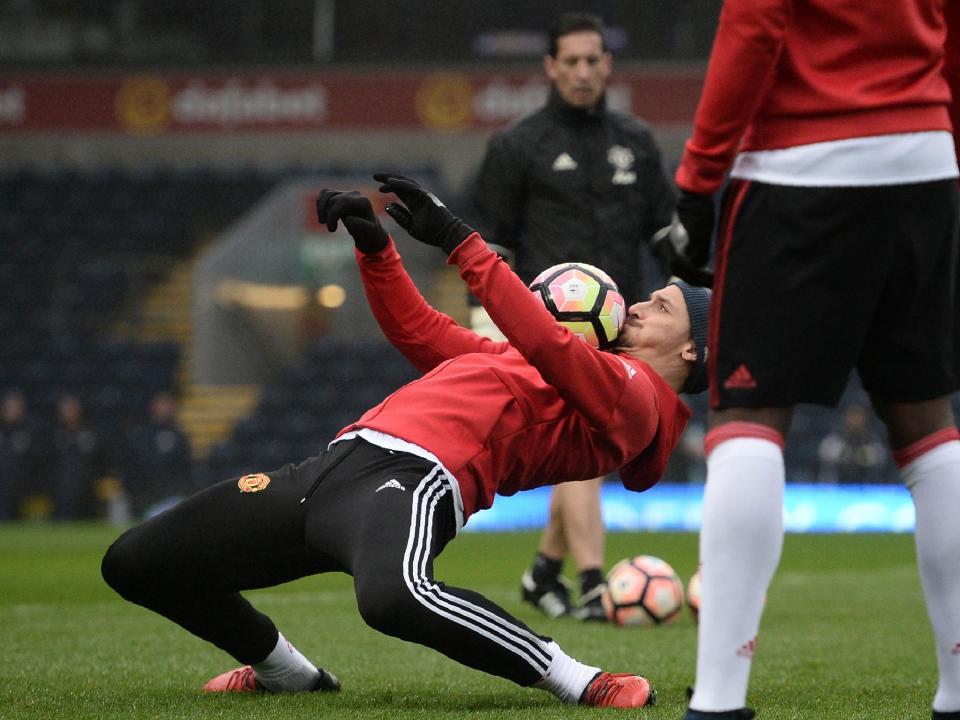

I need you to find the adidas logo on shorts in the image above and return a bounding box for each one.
[724,364,758,390]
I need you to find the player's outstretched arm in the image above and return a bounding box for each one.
[316,189,388,253]
[316,186,506,373]
[374,172,476,254]
[375,174,661,432]
[667,0,791,286]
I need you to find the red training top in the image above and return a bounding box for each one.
[677,0,959,193]
[340,233,691,524]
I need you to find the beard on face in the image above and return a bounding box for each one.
[612,327,632,351]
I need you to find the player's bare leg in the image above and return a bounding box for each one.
[521,484,574,617]
[552,477,607,620]
[538,485,571,559]
[553,476,605,572]
[523,476,605,618]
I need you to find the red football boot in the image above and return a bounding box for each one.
[203,666,259,693]
[580,671,656,708]
[203,665,340,693]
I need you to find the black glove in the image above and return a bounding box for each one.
[675,190,715,267]
[373,173,475,254]
[649,189,715,287]
[650,218,714,288]
[316,189,388,253]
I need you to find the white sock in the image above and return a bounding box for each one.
[691,435,785,712]
[252,632,321,692]
[533,641,601,704]
[902,438,960,713]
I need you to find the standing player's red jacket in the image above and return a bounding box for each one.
[677,0,960,193]
[341,233,690,525]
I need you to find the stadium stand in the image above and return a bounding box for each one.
[0,168,275,420]
[0,167,279,517]
[203,337,420,483]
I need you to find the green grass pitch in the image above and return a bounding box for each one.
[0,524,937,719]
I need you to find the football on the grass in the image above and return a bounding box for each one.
[602,555,685,627]
[529,262,626,349]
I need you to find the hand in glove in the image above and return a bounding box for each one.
[650,190,715,287]
[316,189,388,253]
[373,173,475,254]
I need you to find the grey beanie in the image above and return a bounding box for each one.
[670,281,712,394]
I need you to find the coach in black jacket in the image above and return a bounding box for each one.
[468,12,676,623]
[470,19,674,305]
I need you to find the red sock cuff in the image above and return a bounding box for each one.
[892,427,960,469]
[704,421,786,458]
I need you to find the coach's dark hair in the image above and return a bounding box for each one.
[548,12,606,57]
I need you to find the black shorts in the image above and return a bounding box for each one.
[710,178,960,408]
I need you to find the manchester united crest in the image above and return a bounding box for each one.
[237,473,271,493]
[607,145,637,185]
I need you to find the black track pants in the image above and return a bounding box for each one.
[101,438,554,685]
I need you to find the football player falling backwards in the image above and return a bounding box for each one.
[102,174,710,708]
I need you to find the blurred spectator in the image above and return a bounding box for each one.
[48,394,113,520]
[123,391,194,518]
[817,403,890,484]
[0,389,42,520]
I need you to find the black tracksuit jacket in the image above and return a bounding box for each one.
[469,87,675,304]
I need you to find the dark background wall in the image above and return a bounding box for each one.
[0,0,721,67]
